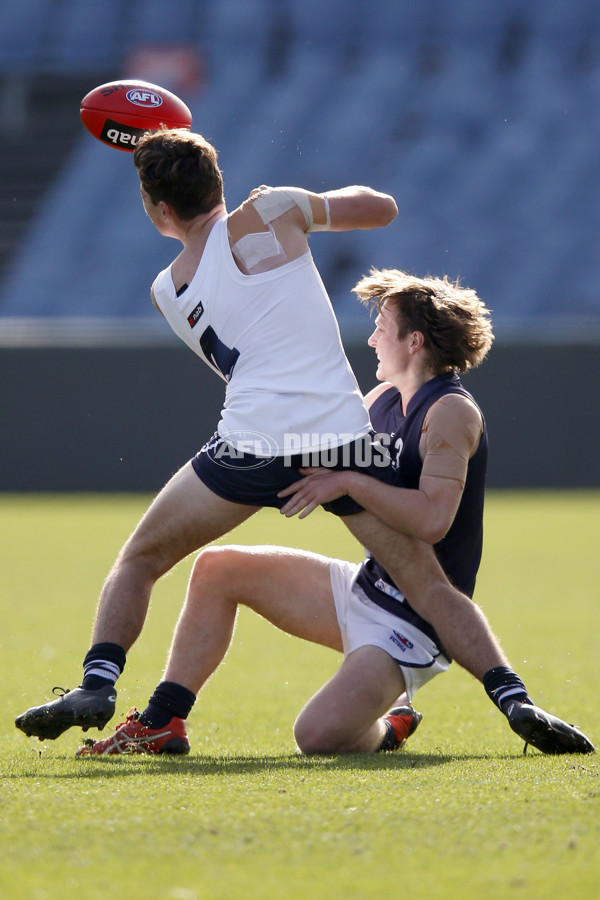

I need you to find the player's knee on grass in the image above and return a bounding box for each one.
[294,712,351,755]
[294,719,334,755]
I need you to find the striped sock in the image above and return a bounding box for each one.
[483,666,533,713]
[81,642,126,690]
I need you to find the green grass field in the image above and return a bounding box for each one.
[1,492,598,899]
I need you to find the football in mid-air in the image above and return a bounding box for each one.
[80,80,192,152]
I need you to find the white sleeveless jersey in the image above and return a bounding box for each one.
[151,215,370,455]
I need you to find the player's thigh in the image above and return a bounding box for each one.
[342,510,446,595]
[125,462,259,570]
[192,544,343,651]
[295,645,404,741]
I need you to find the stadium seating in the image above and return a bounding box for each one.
[1,0,599,336]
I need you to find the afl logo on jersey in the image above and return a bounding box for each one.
[126,89,163,108]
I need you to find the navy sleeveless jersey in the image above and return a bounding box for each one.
[355,373,488,655]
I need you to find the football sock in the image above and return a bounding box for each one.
[81,642,127,690]
[139,681,196,728]
[482,666,533,713]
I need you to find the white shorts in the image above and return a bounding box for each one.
[329,559,451,700]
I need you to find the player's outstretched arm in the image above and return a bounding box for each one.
[227,185,397,273]
[238,185,397,233]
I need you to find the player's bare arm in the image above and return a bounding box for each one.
[242,184,397,232]
[323,186,398,231]
[278,393,482,544]
[226,185,396,276]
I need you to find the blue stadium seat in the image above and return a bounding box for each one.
[0,0,50,71]
[43,0,124,70]
[1,0,600,334]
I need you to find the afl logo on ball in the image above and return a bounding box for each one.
[126,88,163,108]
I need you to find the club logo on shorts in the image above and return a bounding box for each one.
[389,630,414,652]
[126,89,163,108]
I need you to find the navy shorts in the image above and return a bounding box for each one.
[191,431,393,517]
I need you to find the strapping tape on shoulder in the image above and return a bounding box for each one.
[252,187,330,232]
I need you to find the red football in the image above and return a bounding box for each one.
[80,80,192,152]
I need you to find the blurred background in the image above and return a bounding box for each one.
[1,0,599,490]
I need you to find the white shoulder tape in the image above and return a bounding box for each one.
[230,227,286,273]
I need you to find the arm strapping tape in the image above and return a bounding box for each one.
[252,187,330,232]
[421,395,482,487]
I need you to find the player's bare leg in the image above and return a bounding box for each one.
[164,547,420,755]
[342,510,508,679]
[162,544,343,693]
[91,463,259,650]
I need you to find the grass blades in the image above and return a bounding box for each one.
[1,492,599,899]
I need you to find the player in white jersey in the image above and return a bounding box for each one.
[151,207,370,457]
[16,130,534,743]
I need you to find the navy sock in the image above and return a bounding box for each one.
[483,666,533,713]
[81,642,126,690]
[140,681,196,728]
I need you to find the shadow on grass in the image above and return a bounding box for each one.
[8,749,527,779]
